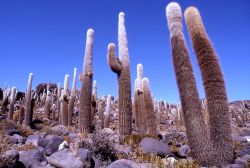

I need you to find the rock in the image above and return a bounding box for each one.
[26,134,41,146]
[139,137,171,156]
[58,141,69,151]
[13,134,25,144]
[77,148,95,168]
[6,129,20,136]
[44,135,64,156]
[235,155,250,166]
[114,144,132,155]
[178,144,191,157]
[6,135,18,144]
[46,149,83,168]
[108,159,138,168]
[0,150,19,168]
[68,133,80,141]
[237,145,250,157]
[19,149,45,168]
[51,125,69,136]
[223,164,244,168]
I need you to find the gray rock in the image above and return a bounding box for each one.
[235,155,250,166]
[44,135,64,156]
[6,135,18,144]
[0,150,19,168]
[108,159,137,168]
[13,134,25,144]
[46,149,83,168]
[26,134,41,146]
[19,149,45,168]
[114,144,132,155]
[139,137,171,156]
[178,144,191,157]
[223,164,244,168]
[77,148,95,168]
[51,125,69,136]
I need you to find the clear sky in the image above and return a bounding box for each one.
[0,0,249,103]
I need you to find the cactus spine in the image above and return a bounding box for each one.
[8,87,16,120]
[142,78,156,135]
[134,63,146,133]
[79,28,94,133]
[107,12,132,135]
[184,7,234,164]
[24,73,33,126]
[166,3,215,166]
[61,74,69,126]
[68,68,77,126]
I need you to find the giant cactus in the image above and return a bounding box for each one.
[61,74,69,126]
[68,68,77,126]
[142,78,156,135]
[79,28,94,133]
[45,84,51,119]
[107,12,132,135]
[8,87,16,120]
[104,95,112,128]
[24,73,33,126]
[165,3,215,166]
[134,63,146,133]
[184,7,234,164]
[57,83,61,121]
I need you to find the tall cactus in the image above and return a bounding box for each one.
[134,63,146,133]
[165,3,215,166]
[91,80,97,122]
[61,74,69,126]
[184,7,234,164]
[8,87,16,120]
[68,68,77,126]
[24,73,33,126]
[57,83,61,121]
[98,97,106,128]
[79,28,94,133]
[142,78,156,135]
[107,12,132,135]
[18,106,25,125]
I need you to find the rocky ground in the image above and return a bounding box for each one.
[0,100,250,168]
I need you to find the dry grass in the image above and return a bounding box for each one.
[122,133,159,148]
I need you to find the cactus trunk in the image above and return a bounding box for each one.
[24,73,33,126]
[8,87,16,120]
[184,7,234,164]
[68,68,77,126]
[79,29,94,133]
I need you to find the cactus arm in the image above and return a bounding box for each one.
[107,43,122,74]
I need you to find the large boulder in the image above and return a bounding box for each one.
[46,149,83,168]
[139,137,171,156]
[77,148,95,168]
[51,125,69,136]
[13,134,25,144]
[26,134,41,146]
[19,149,45,168]
[44,135,64,156]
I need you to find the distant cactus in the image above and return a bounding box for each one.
[142,78,156,135]
[18,106,25,125]
[79,28,94,133]
[45,84,51,119]
[8,87,16,120]
[134,63,146,133]
[104,95,112,128]
[98,97,106,128]
[166,3,215,166]
[57,83,61,121]
[24,73,33,126]
[61,74,69,126]
[184,7,234,164]
[107,12,132,135]
[68,68,77,126]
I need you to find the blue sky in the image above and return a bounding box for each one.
[0,0,249,103]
